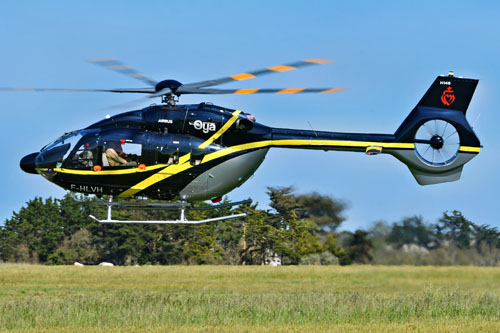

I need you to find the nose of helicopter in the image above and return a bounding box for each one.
[20,152,39,174]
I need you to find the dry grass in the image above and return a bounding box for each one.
[1,265,499,331]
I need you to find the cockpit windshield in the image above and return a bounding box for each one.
[41,131,81,152]
[36,131,83,168]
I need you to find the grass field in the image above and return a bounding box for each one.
[1,265,499,332]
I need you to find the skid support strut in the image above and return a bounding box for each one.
[89,196,247,224]
[106,195,113,221]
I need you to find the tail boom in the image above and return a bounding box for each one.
[268,74,480,185]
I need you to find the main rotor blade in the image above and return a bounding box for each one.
[87,58,157,87]
[101,97,152,111]
[148,87,173,98]
[176,86,346,95]
[0,87,156,93]
[101,88,174,111]
[184,58,333,89]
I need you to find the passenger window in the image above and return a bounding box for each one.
[102,141,141,168]
[190,148,206,166]
[156,146,179,165]
[171,151,179,165]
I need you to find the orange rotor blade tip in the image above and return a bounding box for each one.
[268,65,296,72]
[231,73,256,81]
[234,89,259,94]
[321,88,347,93]
[305,58,333,64]
[278,88,305,94]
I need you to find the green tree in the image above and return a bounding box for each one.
[2,188,349,266]
[323,233,348,265]
[437,210,474,249]
[240,206,280,265]
[367,221,391,250]
[387,216,436,250]
[2,197,65,263]
[265,186,343,264]
[344,230,373,264]
[296,192,347,231]
[471,224,500,253]
[48,229,99,264]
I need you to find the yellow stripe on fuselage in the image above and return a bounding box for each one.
[48,163,166,175]
[49,122,481,197]
[49,140,481,178]
[459,146,481,153]
[272,140,414,149]
[198,110,241,149]
[119,139,480,197]
[202,140,414,163]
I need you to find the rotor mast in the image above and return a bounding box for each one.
[161,93,178,106]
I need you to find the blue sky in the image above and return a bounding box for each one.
[1,0,499,230]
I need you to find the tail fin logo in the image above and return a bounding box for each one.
[441,87,455,106]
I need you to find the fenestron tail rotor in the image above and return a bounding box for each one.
[414,119,460,166]
[0,58,346,105]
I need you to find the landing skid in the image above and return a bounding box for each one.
[88,196,249,224]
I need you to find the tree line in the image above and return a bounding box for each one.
[1,186,499,266]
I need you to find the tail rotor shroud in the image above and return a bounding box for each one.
[414,119,460,167]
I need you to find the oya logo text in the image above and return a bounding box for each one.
[193,120,216,133]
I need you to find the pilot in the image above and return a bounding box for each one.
[105,142,136,167]
[78,143,94,167]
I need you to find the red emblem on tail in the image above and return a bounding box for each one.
[441,86,455,106]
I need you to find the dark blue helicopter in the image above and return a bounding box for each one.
[6,59,481,223]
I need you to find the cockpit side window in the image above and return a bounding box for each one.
[65,141,99,169]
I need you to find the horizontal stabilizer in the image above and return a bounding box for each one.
[409,166,463,185]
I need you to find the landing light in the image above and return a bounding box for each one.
[366,146,382,155]
[211,197,222,203]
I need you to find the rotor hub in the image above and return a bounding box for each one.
[154,79,183,93]
[430,135,444,149]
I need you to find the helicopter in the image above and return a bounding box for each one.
[6,58,481,223]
